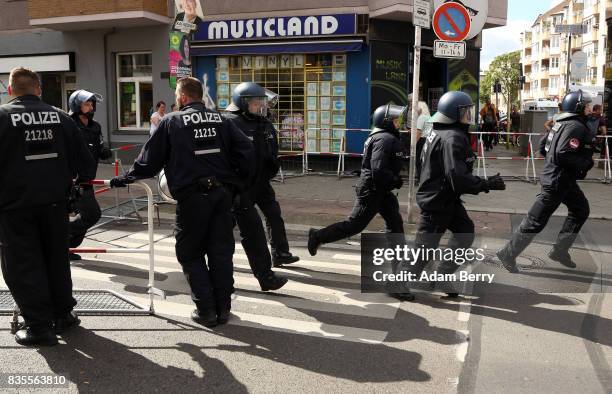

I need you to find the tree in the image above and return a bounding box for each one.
[479,70,492,104]
[481,51,522,135]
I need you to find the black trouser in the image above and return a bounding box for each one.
[415,137,426,182]
[175,187,235,312]
[501,183,590,259]
[315,188,404,244]
[254,181,290,256]
[482,124,495,150]
[409,202,475,277]
[0,203,75,329]
[69,186,101,248]
[234,193,273,278]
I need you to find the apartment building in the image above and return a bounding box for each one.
[520,0,607,104]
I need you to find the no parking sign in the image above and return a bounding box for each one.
[432,2,471,41]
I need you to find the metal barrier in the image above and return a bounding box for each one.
[1,179,165,332]
[304,128,370,178]
[275,151,307,183]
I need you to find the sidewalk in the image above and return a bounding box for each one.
[94,144,611,236]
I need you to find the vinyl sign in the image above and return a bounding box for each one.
[195,14,357,41]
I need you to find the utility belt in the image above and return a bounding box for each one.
[173,176,222,201]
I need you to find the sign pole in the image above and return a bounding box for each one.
[565,32,572,93]
[407,25,422,224]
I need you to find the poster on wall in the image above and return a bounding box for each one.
[370,41,409,113]
[173,0,204,33]
[448,55,480,111]
[169,31,192,89]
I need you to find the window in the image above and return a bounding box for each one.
[551,57,559,69]
[550,76,558,89]
[589,67,598,80]
[551,35,560,48]
[215,54,347,153]
[116,53,153,130]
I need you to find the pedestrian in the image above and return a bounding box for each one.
[408,91,505,298]
[224,82,297,290]
[66,90,113,261]
[110,77,254,327]
[479,98,498,151]
[587,104,607,165]
[0,67,96,345]
[510,105,520,146]
[150,101,166,136]
[307,104,410,298]
[415,101,431,183]
[497,90,596,272]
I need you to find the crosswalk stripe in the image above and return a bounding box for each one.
[69,263,399,319]
[333,254,362,262]
[127,296,388,344]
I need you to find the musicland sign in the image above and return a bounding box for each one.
[194,14,357,41]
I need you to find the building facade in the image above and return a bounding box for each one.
[520,0,608,104]
[1,1,507,152]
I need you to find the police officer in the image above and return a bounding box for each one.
[110,77,254,327]
[0,67,95,346]
[307,104,406,256]
[409,91,505,297]
[67,89,112,260]
[498,90,595,272]
[223,82,296,291]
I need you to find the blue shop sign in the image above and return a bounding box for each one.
[195,14,357,41]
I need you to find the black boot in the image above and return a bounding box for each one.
[548,248,577,268]
[15,325,58,347]
[69,253,82,261]
[496,248,520,273]
[257,271,288,291]
[272,251,300,267]
[54,311,81,334]
[191,308,218,328]
[307,228,320,256]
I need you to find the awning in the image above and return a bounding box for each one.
[0,53,75,73]
[190,39,364,56]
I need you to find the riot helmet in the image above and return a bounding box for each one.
[372,104,408,131]
[226,82,268,117]
[560,90,592,116]
[430,91,475,125]
[68,89,103,116]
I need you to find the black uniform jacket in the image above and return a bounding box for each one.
[359,127,403,192]
[0,95,95,210]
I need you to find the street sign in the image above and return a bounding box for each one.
[434,0,487,40]
[413,0,431,29]
[554,24,584,35]
[570,50,588,79]
[433,40,466,58]
[432,2,471,41]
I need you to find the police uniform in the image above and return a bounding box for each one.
[498,111,593,269]
[309,124,405,249]
[113,101,253,326]
[0,94,95,344]
[69,113,112,249]
[223,111,296,266]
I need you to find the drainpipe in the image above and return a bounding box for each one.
[103,28,117,148]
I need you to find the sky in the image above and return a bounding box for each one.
[480,0,565,70]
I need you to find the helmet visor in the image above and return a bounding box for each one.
[264,89,279,109]
[459,104,476,125]
[387,105,408,129]
[244,96,268,117]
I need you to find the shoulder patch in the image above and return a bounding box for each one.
[569,138,580,150]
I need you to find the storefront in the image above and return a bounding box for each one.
[191,13,481,158]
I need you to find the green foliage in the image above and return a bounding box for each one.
[481,50,522,108]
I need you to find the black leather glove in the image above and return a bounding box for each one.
[392,175,404,190]
[110,176,134,188]
[483,173,506,192]
[100,147,113,161]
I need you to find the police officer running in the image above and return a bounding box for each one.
[110,77,254,327]
[67,90,112,260]
[307,104,406,257]
[409,91,505,297]
[0,67,96,346]
[497,90,595,271]
[223,82,296,291]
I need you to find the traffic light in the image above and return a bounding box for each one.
[493,81,502,93]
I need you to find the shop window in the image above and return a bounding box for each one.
[116,53,153,130]
[0,74,9,105]
[215,53,347,153]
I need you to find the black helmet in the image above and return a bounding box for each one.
[226,82,268,116]
[431,91,475,125]
[68,89,103,115]
[372,104,407,131]
[560,90,592,115]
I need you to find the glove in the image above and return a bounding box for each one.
[577,159,594,180]
[483,173,506,192]
[392,175,404,190]
[100,147,113,161]
[110,176,134,188]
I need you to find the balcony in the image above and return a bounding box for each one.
[588,54,598,67]
[522,90,533,100]
[583,28,600,42]
[549,67,560,75]
[27,0,171,30]
[540,67,550,79]
[571,36,583,48]
[523,54,532,63]
[549,87,559,96]
[540,47,550,59]
[550,46,561,55]
[540,28,551,41]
